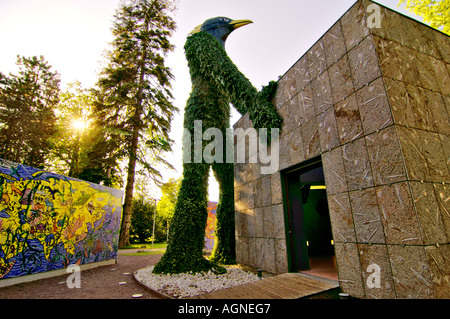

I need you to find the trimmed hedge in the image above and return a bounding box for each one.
[152,32,281,274]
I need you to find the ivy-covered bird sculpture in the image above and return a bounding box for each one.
[153,17,282,274]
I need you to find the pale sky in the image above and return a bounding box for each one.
[0,0,424,200]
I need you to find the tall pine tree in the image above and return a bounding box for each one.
[93,0,177,247]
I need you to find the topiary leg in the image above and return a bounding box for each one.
[209,161,236,265]
[153,161,225,274]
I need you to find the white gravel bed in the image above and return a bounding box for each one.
[134,265,259,298]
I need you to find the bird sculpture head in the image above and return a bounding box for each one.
[188,17,253,47]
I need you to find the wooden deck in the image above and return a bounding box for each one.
[188,273,339,299]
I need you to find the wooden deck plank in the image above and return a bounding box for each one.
[285,272,338,285]
[186,273,339,299]
[253,277,313,298]
[203,287,243,299]
[194,283,276,299]
[245,281,292,299]
[263,276,325,297]
[225,283,277,299]
[282,273,338,290]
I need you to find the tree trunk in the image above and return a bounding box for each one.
[118,126,139,248]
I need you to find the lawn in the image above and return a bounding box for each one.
[121,249,166,256]
[119,242,167,250]
[119,242,167,256]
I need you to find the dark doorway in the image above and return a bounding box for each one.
[283,158,337,280]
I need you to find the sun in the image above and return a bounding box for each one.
[72,118,86,131]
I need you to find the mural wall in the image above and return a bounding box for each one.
[0,158,123,280]
[204,201,217,250]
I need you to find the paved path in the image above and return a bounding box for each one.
[0,251,163,299]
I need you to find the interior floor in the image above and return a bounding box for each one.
[300,256,338,281]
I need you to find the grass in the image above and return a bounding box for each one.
[119,242,167,256]
[119,242,167,250]
[121,249,166,256]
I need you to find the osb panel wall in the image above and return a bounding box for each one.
[369,0,450,299]
[234,112,287,274]
[233,0,449,299]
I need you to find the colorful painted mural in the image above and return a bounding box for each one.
[204,201,217,250]
[0,158,123,280]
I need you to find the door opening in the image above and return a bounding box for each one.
[283,159,337,280]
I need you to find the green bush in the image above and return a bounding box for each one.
[130,196,165,244]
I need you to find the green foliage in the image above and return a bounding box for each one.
[208,161,236,265]
[92,0,178,247]
[121,249,166,256]
[156,177,181,239]
[398,0,450,35]
[129,195,157,243]
[120,242,167,249]
[184,32,282,138]
[94,0,178,150]
[0,55,61,168]
[153,32,281,275]
[48,83,99,179]
[78,114,124,187]
[153,162,226,275]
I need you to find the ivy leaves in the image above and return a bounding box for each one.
[154,31,282,275]
[184,32,283,139]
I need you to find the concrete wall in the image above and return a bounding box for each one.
[0,158,123,285]
[233,0,449,298]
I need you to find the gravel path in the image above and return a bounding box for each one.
[0,251,163,299]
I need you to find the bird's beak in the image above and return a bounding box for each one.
[229,19,253,30]
[188,24,202,36]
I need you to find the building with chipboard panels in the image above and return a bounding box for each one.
[233,0,449,298]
